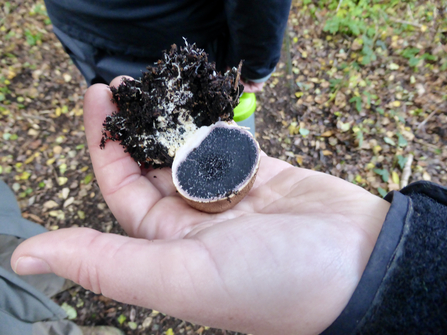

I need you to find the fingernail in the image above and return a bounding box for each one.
[14,256,51,275]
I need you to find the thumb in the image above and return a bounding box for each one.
[11,228,220,315]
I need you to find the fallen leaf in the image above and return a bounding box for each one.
[77,211,85,219]
[117,314,126,325]
[58,177,68,186]
[63,73,72,82]
[142,317,153,329]
[391,171,400,185]
[43,200,59,209]
[61,187,70,199]
[53,145,63,154]
[299,128,310,136]
[22,213,44,223]
[384,137,396,146]
[46,158,56,166]
[49,210,65,219]
[389,63,399,70]
[334,91,346,108]
[61,303,77,320]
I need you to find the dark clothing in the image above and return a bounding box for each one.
[322,181,447,334]
[44,0,292,83]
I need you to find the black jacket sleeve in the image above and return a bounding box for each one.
[321,181,447,335]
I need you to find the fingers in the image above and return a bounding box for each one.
[83,78,165,236]
[11,228,223,323]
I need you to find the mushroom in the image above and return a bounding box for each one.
[172,121,261,213]
[100,41,260,213]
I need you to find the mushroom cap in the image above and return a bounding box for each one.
[172,121,261,213]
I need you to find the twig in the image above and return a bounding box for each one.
[282,25,295,97]
[414,138,441,150]
[401,154,414,188]
[389,17,423,28]
[233,60,243,92]
[417,110,437,130]
[407,4,415,21]
[336,0,343,12]
[20,112,55,123]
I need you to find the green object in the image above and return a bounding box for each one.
[233,92,256,122]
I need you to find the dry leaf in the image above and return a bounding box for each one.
[43,200,59,209]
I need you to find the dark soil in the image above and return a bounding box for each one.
[102,43,242,169]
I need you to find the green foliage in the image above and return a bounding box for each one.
[352,125,364,147]
[329,78,343,91]
[321,0,387,37]
[377,187,388,197]
[374,168,390,182]
[384,136,396,146]
[322,0,385,67]
[24,29,43,46]
[356,129,364,147]
[324,15,362,36]
[401,47,421,68]
[117,314,127,325]
[363,91,378,109]
[83,173,94,184]
[360,35,377,65]
[29,3,52,25]
[29,4,47,16]
[349,96,362,112]
[396,155,408,170]
[397,133,408,147]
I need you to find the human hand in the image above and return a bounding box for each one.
[12,76,390,335]
[240,78,265,93]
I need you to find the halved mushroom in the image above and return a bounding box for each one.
[100,42,260,213]
[172,121,261,213]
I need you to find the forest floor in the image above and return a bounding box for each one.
[1,0,446,334]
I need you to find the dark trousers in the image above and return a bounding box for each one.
[53,26,228,87]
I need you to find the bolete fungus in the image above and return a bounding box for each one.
[100,40,261,213]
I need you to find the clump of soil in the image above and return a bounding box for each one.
[100,41,244,168]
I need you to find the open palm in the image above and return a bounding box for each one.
[12,78,390,335]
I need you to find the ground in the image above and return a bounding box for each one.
[1,0,446,334]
